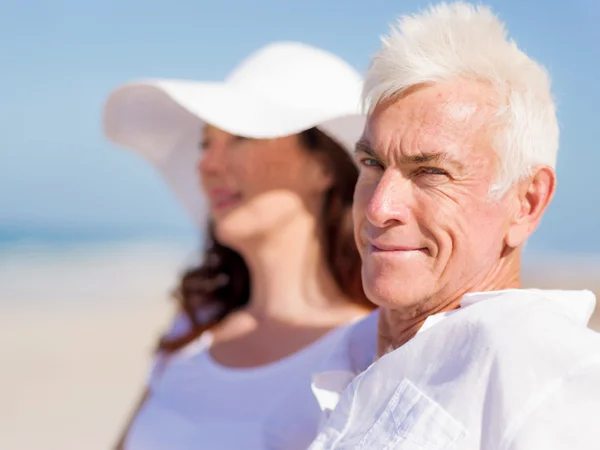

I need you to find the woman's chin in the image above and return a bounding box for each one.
[213,215,266,248]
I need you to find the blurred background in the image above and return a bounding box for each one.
[1,0,599,448]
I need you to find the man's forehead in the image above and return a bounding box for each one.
[441,100,481,123]
[362,81,497,157]
[371,81,493,124]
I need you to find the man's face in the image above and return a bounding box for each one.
[353,80,515,315]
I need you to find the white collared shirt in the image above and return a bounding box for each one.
[309,289,600,450]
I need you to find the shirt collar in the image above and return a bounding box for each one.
[459,289,596,324]
[416,288,595,336]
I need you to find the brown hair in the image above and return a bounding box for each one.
[158,127,372,353]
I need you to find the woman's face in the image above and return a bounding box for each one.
[198,125,333,248]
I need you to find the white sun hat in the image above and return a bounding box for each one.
[103,41,365,227]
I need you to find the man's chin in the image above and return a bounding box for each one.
[363,283,425,311]
[363,267,429,307]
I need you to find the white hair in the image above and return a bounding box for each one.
[363,2,559,195]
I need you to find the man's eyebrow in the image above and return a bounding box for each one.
[401,152,462,169]
[355,139,464,171]
[354,139,379,158]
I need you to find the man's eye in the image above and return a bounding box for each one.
[360,158,383,168]
[417,167,448,176]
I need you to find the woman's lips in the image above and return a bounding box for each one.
[207,188,242,211]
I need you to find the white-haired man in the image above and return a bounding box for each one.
[308,2,600,449]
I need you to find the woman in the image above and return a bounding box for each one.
[103,42,378,450]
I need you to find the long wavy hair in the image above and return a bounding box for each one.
[158,127,372,353]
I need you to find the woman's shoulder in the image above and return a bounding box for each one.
[162,312,194,341]
[344,309,379,372]
[306,310,379,425]
[146,312,214,387]
[318,309,379,374]
[347,309,379,339]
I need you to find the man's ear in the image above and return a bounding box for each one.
[506,166,556,248]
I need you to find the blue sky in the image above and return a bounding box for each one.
[1,0,599,253]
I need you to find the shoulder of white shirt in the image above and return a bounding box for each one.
[450,288,598,352]
[311,289,600,417]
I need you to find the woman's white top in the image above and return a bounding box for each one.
[124,311,378,450]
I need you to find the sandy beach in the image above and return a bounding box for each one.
[1,243,599,450]
[0,242,189,450]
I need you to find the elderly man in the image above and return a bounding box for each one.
[308,2,600,449]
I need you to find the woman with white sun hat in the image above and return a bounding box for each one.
[103,41,378,450]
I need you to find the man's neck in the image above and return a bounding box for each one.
[376,253,522,357]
